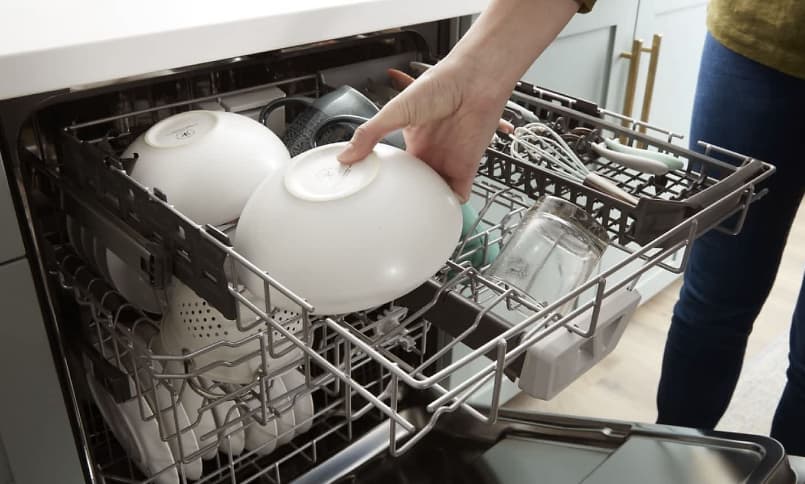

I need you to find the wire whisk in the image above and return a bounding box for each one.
[506,123,639,205]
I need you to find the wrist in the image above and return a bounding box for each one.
[438,49,516,111]
[444,0,579,96]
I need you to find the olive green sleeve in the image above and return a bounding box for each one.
[577,0,596,13]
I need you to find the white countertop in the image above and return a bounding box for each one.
[0,0,488,101]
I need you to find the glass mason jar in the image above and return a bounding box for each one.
[487,196,609,316]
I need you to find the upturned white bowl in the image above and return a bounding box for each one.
[234,142,462,315]
[111,111,290,312]
[122,110,290,225]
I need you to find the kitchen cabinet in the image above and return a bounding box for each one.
[522,0,639,113]
[526,0,708,146]
[0,259,85,484]
[633,0,709,146]
[618,0,709,299]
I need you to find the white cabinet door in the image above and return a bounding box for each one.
[633,0,709,145]
[522,0,639,112]
[606,0,709,297]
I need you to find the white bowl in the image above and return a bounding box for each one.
[123,110,290,225]
[112,113,288,313]
[234,142,462,315]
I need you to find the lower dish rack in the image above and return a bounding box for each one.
[51,245,416,484]
[27,46,776,483]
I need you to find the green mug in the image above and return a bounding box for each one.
[455,202,500,270]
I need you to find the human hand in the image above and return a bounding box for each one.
[337,0,578,201]
[337,59,512,202]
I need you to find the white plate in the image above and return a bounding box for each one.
[86,371,179,484]
[146,360,203,480]
[155,336,246,460]
[161,360,219,461]
[280,369,314,435]
[270,376,295,447]
[243,390,279,456]
[207,382,246,458]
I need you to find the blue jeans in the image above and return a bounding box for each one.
[656,33,805,456]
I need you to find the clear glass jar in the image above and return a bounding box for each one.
[487,196,608,316]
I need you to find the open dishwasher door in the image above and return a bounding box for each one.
[294,406,799,484]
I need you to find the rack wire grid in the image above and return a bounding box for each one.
[28,60,775,479]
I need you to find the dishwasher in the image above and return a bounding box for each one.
[0,20,801,484]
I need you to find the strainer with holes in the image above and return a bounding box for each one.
[159,279,306,384]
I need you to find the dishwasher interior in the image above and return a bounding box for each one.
[3,26,796,484]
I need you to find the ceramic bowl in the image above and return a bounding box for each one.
[234,142,462,315]
[111,112,290,312]
[122,110,290,225]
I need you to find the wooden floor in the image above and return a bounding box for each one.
[507,202,805,431]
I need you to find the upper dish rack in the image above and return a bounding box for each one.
[29,54,775,466]
[489,82,773,249]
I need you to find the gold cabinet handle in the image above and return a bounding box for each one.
[638,34,663,135]
[618,34,663,144]
[619,39,644,125]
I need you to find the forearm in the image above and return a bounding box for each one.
[442,0,579,99]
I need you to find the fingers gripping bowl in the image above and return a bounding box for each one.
[235,142,463,315]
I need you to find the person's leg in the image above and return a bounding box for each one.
[656,33,805,428]
[770,272,805,456]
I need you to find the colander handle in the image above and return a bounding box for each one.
[258,96,315,127]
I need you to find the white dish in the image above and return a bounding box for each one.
[243,394,279,456]
[269,376,295,447]
[235,142,462,314]
[155,338,246,461]
[167,365,219,461]
[86,368,179,484]
[146,360,203,480]
[280,369,314,435]
[207,382,246,458]
[123,110,290,226]
[112,333,202,480]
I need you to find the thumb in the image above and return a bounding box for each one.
[337,99,411,164]
[449,174,475,204]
